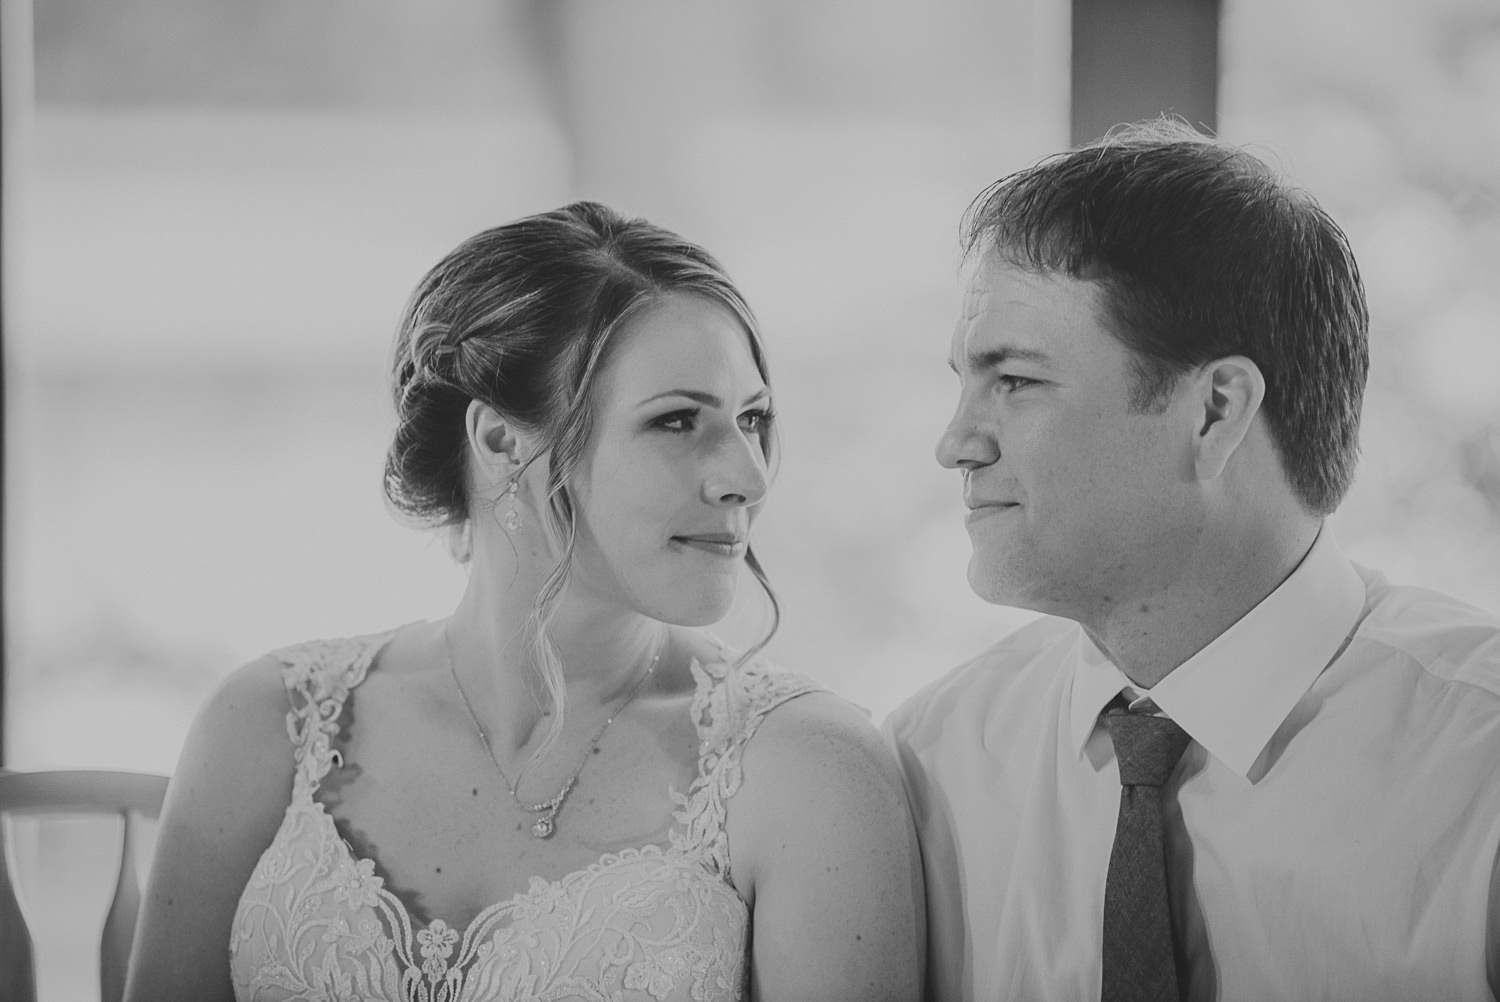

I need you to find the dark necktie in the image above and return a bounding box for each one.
[1101,705,1192,1002]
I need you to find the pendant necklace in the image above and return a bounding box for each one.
[442,624,662,839]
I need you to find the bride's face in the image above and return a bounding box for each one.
[565,293,773,625]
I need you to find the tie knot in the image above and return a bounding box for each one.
[1105,708,1190,787]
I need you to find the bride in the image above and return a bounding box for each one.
[124,202,924,1001]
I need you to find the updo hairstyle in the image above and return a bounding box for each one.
[384,202,779,744]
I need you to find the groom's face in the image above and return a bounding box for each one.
[936,256,1200,621]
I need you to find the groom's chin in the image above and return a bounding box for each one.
[966,557,1063,619]
[966,559,1023,609]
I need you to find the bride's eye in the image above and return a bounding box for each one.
[652,409,698,433]
[738,407,775,433]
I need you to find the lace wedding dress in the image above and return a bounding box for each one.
[229,630,823,1002]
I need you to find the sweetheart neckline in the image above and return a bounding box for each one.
[234,631,823,1000]
[290,629,745,939]
[296,636,742,941]
[300,793,744,942]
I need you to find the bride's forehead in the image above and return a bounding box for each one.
[608,303,760,376]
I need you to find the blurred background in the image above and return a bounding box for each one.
[1,1,1499,996]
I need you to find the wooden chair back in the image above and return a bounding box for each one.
[0,769,170,1002]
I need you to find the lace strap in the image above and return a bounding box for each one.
[268,631,394,796]
[669,655,826,877]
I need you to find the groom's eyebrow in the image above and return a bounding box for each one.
[949,345,1052,374]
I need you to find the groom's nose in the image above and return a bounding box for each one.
[935,393,1000,471]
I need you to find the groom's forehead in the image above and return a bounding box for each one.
[960,270,993,324]
[953,258,1041,354]
[952,260,1002,361]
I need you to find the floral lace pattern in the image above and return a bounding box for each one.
[229,630,823,1001]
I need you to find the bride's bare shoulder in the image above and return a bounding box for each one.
[170,654,298,829]
[729,674,910,861]
[721,674,925,1000]
[738,686,892,787]
[125,655,299,1002]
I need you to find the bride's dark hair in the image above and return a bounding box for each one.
[385,201,779,749]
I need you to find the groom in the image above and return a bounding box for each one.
[886,121,1500,1001]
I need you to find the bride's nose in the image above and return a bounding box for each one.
[702,433,768,507]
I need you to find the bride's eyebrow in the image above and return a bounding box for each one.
[639,389,722,408]
[638,387,770,408]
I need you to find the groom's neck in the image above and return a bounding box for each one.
[1078,513,1322,690]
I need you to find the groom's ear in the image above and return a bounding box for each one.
[1188,355,1265,482]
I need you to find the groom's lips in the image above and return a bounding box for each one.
[964,500,1020,523]
[964,493,1019,508]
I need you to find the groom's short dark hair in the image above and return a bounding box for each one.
[962,119,1369,517]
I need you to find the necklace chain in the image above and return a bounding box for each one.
[441,624,662,839]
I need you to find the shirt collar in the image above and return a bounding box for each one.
[1067,525,1367,777]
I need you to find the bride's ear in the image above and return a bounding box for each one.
[464,400,526,480]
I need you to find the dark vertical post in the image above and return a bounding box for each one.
[0,5,12,773]
[0,8,32,996]
[1070,0,1221,146]
[0,0,30,770]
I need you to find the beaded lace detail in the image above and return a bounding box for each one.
[229,631,823,1002]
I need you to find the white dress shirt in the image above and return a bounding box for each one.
[886,528,1500,1001]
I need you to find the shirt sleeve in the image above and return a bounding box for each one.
[882,703,972,1002]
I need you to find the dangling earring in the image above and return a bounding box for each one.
[502,479,522,533]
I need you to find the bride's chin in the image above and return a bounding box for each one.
[643,589,740,630]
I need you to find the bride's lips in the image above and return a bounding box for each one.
[671,532,746,557]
